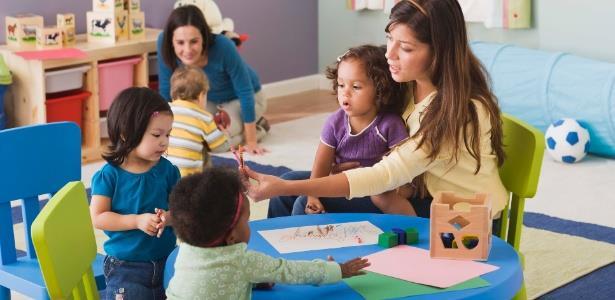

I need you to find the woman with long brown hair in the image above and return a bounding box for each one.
[248,0,507,219]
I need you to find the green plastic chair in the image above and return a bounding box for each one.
[31,182,99,300]
[497,113,545,250]
[498,114,545,300]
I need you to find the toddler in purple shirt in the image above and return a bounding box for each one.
[296,45,416,216]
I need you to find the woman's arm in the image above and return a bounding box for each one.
[245,167,350,201]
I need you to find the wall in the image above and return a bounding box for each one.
[0,0,318,83]
[318,0,615,72]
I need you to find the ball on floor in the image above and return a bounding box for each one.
[545,118,590,163]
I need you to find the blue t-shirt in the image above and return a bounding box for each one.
[157,33,262,122]
[91,157,180,262]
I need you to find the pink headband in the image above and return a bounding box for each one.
[205,192,245,247]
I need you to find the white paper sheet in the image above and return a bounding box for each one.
[258,221,383,254]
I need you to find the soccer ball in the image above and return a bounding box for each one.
[545,118,590,163]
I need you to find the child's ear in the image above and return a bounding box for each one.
[225,229,238,245]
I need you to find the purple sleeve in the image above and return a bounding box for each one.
[320,109,344,148]
[380,113,410,148]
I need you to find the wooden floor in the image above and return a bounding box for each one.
[263,89,338,124]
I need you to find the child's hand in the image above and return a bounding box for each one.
[136,213,162,236]
[328,256,370,278]
[154,208,169,238]
[305,197,325,214]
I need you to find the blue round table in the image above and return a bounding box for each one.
[164,213,523,299]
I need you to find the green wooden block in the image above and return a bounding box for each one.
[378,232,398,248]
[405,227,419,245]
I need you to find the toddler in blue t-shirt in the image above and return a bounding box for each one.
[90,87,180,300]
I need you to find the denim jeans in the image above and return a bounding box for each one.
[103,255,166,300]
[291,195,382,215]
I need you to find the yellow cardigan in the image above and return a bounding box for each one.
[344,92,508,215]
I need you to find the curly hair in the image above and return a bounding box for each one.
[103,87,172,166]
[170,65,209,100]
[325,44,407,115]
[169,167,244,247]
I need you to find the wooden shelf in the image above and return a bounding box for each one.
[0,28,161,163]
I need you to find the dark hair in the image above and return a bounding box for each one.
[171,65,209,100]
[386,0,504,172]
[169,167,243,247]
[325,44,407,115]
[161,5,215,71]
[103,87,172,165]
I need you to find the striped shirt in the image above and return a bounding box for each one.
[167,100,230,176]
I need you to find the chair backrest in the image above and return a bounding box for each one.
[0,122,80,264]
[498,113,545,250]
[31,181,99,299]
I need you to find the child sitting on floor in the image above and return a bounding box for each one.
[166,65,230,176]
[166,166,370,299]
[290,45,415,216]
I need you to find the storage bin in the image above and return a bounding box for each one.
[44,65,91,94]
[148,53,158,76]
[98,56,142,111]
[46,90,90,129]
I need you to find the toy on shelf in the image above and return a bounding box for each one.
[36,26,63,50]
[545,118,591,164]
[5,14,44,49]
[430,192,492,261]
[88,0,144,44]
[377,227,419,248]
[57,13,76,46]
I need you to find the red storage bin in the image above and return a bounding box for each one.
[46,90,91,129]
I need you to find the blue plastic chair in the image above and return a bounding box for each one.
[0,122,105,299]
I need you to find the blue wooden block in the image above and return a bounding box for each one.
[392,228,406,245]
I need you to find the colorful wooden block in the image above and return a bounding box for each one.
[56,13,75,28]
[378,232,398,248]
[128,11,145,40]
[429,192,493,261]
[36,26,63,50]
[405,227,419,245]
[87,10,130,44]
[57,14,76,46]
[93,0,124,14]
[5,14,44,49]
[391,228,406,245]
[125,0,141,13]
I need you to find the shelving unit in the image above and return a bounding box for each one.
[0,28,161,162]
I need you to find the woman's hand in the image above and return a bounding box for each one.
[331,161,361,174]
[243,166,283,201]
[244,122,268,155]
[244,141,267,155]
[305,197,325,214]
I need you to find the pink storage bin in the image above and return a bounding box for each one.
[98,56,142,111]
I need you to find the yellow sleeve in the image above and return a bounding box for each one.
[343,139,444,198]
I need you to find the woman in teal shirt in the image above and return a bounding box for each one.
[158,5,269,154]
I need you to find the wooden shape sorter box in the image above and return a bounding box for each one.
[0,28,161,162]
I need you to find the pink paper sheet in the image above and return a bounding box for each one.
[15,48,87,60]
[364,245,499,288]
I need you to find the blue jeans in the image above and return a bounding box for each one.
[103,255,166,300]
[291,195,382,215]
